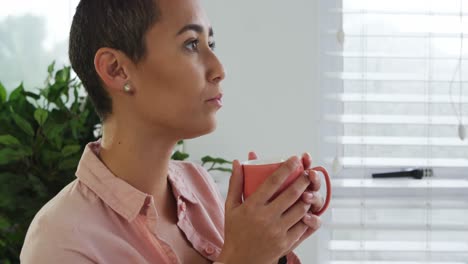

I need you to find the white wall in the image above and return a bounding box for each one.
[188,0,322,262]
[188,0,322,174]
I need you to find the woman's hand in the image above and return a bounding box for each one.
[247,152,324,254]
[218,153,323,264]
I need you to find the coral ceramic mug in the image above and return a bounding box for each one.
[242,158,331,216]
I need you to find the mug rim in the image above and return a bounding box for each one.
[241,158,287,166]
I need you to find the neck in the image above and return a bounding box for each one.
[98,116,179,203]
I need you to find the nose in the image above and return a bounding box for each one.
[206,51,226,84]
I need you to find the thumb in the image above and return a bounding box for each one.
[225,159,244,211]
[248,151,258,160]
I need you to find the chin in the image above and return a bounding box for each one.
[183,119,217,140]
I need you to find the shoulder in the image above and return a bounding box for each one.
[20,180,102,262]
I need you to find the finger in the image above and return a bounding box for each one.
[280,200,311,229]
[286,220,310,247]
[289,226,317,252]
[301,191,315,204]
[302,213,321,231]
[301,152,312,169]
[308,192,324,213]
[250,156,301,205]
[225,160,244,211]
[306,169,321,192]
[248,151,258,160]
[269,169,311,213]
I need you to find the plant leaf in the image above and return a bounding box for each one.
[61,145,81,157]
[8,83,24,102]
[0,215,11,230]
[171,150,189,161]
[0,147,32,165]
[55,67,70,84]
[213,157,232,164]
[47,61,55,74]
[44,123,65,149]
[201,155,214,164]
[40,149,62,164]
[34,109,48,126]
[27,174,47,198]
[24,91,40,100]
[58,156,80,170]
[0,81,6,103]
[0,135,21,146]
[12,113,34,137]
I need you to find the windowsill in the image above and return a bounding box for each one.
[332,178,468,189]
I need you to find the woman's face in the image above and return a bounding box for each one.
[128,0,225,140]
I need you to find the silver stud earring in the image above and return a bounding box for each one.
[123,83,132,93]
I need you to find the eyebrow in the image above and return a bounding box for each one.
[176,24,214,37]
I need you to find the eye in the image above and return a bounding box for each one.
[208,41,216,51]
[185,39,200,52]
[184,38,216,52]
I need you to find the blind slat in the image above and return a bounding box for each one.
[326,223,468,231]
[330,8,468,17]
[325,52,468,60]
[325,93,468,103]
[329,241,468,253]
[330,262,466,264]
[331,179,468,188]
[326,114,462,125]
[326,72,468,82]
[326,32,468,39]
[324,136,468,146]
[333,158,468,167]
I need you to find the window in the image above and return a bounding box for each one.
[0,0,79,92]
[318,0,468,263]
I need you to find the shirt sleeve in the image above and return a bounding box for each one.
[20,215,96,264]
[21,247,97,264]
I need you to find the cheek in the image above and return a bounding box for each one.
[132,53,209,127]
[136,71,203,123]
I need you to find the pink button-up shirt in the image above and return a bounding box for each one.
[20,141,301,263]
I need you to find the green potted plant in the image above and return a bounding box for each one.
[0,62,231,263]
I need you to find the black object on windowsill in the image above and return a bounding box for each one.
[372,168,433,179]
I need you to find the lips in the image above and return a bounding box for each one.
[206,93,223,108]
[207,93,223,101]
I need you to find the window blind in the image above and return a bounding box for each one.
[318,0,468,264]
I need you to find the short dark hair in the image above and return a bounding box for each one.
[69,0,160,120]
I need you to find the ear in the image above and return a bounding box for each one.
[94,47,132,94]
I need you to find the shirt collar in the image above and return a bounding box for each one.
[167,163,199,205]
[75,141,198,222]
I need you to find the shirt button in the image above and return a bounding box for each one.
[204,246,215,255]
[180,202,187,212]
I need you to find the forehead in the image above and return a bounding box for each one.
[156,0,211,32]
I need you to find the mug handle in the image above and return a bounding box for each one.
[309,166,332,216]
[277,166,332,264]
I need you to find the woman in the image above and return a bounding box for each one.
[20,0,324,263]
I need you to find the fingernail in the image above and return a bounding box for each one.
[289,156,300,168]
[302,170,310,179]
[307,170,318,182]
[303,192,314,203]
[303,213,312,222]
[233,160,241,171]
